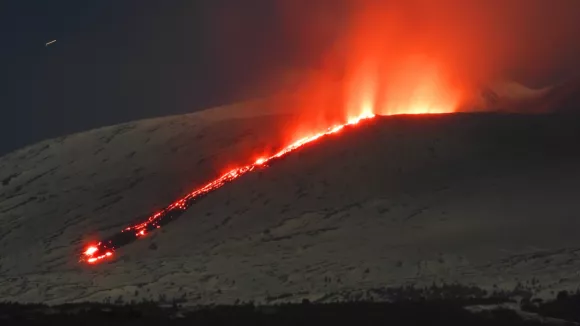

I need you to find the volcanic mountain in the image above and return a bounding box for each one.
[0,85,580,305]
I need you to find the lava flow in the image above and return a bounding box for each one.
[80,113,376,264]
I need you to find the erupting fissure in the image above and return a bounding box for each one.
[80,113,376,264]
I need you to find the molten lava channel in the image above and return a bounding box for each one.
[81,113,377,264]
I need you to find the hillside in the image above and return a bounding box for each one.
[0,104,580,305]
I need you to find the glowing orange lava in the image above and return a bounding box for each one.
[81,113,377,264]
[83,243,113,264]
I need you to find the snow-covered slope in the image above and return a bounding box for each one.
[1,101,580,304]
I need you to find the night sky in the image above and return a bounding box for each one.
[0,0,332,155]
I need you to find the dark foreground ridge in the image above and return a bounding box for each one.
[2,290,580,326]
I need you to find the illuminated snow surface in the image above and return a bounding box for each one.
[1,99,580,305]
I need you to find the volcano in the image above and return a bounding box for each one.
[1,86,580,304]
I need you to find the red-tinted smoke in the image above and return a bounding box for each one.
[202,0,580,138]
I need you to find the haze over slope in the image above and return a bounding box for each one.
[0,101,579,304]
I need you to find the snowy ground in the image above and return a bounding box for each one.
[0,102,579,305]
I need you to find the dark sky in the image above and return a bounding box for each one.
[0,0,331,155]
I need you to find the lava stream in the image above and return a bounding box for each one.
[80,113,376,264]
